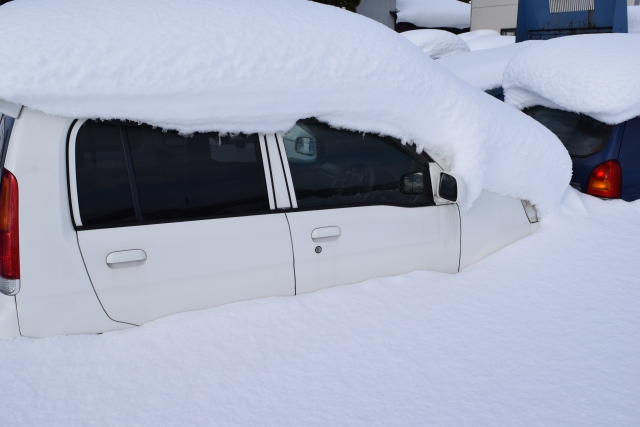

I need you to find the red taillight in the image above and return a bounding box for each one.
[0,169,19,296]
[586,160,622,199]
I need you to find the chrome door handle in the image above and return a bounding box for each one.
[311,226,341,241]
[106,249,147,268]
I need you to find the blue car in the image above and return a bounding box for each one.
[487,87,640,201]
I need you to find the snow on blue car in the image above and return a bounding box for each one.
[440,34,640,200]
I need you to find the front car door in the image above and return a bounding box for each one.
[69,120,294,325]
[277,119,460,294]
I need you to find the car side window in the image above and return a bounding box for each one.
[74,120,270,227]
[75,121,137,227]
[282,119,434,209]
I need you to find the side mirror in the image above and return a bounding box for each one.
[295,137,315,156]
[437,171,467,204]
[401,172,424,194]
[438,173,458,202]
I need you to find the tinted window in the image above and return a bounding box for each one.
[283,120,434,209]
[523,106,613,157]
[76,121,137,226]
[124,126,269,221]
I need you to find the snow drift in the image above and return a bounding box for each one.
[503,34,640,125]
[465,35,515,51]
[629,6,640,34]
[396,0,470,29]
[0,0,570,213]
[438,41,542,91]
[458,29,500,43]
[401,29,470,59]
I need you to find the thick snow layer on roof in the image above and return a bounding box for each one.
[437,41,542,91]
[458,29,500,43]
[396,0,470,29]
[401,29,470,59]
[503,34,640,125]
[0,0,570,213]
[466,35,515,51]
[2,191,640,427]
[629,6,640,34]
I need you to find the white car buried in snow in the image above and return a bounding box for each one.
[0,0,565,339]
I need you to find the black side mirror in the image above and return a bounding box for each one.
[401,172,424,194]
[438,173,458,202]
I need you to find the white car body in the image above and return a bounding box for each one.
[0,104,538,339]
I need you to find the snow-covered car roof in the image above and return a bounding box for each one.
[396,0,470,30]
[401,29,469,59]
[437,41,542,91]
[0,0,570,214]
[503,34,640,125]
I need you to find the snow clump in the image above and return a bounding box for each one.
[438,41,542,91]
[458,29,501,43]
[401,29,470,59]
[0,0,570,213]
[466,35,515,51]
[504,34,640,124]
[396,0,470,29]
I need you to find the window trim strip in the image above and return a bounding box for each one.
[68,119,87,227]
[275,133,298,209]
[259,134,276,210]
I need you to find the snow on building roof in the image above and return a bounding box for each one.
[437,41,542,91]
[396,0,471,30]
[400,29,470,59]
[0,0,570,213]
[503,34,640,125]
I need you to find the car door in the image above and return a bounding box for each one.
[69,120,295,325]
[276,119,460,295]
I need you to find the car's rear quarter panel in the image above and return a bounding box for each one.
[6,108,129,337]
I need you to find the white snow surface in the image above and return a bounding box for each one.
[629,6,640,34]
[458,29,501,42]
[400,29,470,59]
[504,34,640,125]
[466,35,515,51]
[438,41,542,91]
[0,0,571,212]
[1,190,639,427]
[396,0,471,29]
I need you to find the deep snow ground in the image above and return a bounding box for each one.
[1,189,639,426]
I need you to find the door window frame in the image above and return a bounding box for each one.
[274,126,438,212]
[67,120,279,230]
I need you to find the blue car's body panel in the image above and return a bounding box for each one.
[618,117,640,201]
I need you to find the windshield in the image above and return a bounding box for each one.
[523,106,612,157]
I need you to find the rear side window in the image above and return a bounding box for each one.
[123,126,268,222]
[282,119,434,209]
[74,121,269,228]
[523,106,613,157]
[75,122,137,226]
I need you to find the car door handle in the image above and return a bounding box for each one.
[106,249,147,267]
[311,226,341,241]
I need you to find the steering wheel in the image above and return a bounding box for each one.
[331,162,375,201]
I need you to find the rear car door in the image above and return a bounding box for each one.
[69,120,294,325]
[278,119,460,294]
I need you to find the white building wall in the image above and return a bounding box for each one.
[470,0,518,31]
[357,0,397,29]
